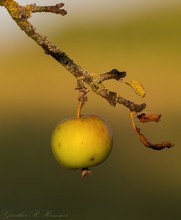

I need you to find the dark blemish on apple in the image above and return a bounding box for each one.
[90,157,95,161]
[58,142,61,148]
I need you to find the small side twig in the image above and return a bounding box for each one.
[31,3,67,16]
[98,69,126,83]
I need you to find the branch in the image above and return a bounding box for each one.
[31,3,67,16]
[0,0,146,112]
[98,69,126,83]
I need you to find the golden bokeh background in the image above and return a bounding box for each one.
[0,1,181,219]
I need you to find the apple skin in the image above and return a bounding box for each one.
[51,114,113,170]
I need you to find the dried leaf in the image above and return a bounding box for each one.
[135,127,151,147]
[126,80,146,97]
[130,111,174,150]
[137,112,161,123]
[151,142,175,150]
[135,125,174,150]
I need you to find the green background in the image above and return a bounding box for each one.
[0,1,181,219]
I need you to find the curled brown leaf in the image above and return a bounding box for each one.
[137,112,161,123]
[135,126,175,150]
[130,111,174,150]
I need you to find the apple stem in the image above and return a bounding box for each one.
[76,101,81,119]
[76,79,89,119]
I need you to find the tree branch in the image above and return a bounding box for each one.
[0,0,146,112]
[31,3,67,16]
[97,69,126,83]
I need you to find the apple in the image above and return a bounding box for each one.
[51,114,113,172]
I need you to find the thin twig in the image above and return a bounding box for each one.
[98,69,126,83]
[31,3,67,16]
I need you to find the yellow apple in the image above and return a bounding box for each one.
[51,114,113,170]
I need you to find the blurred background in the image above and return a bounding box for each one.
[0,0,181,219]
